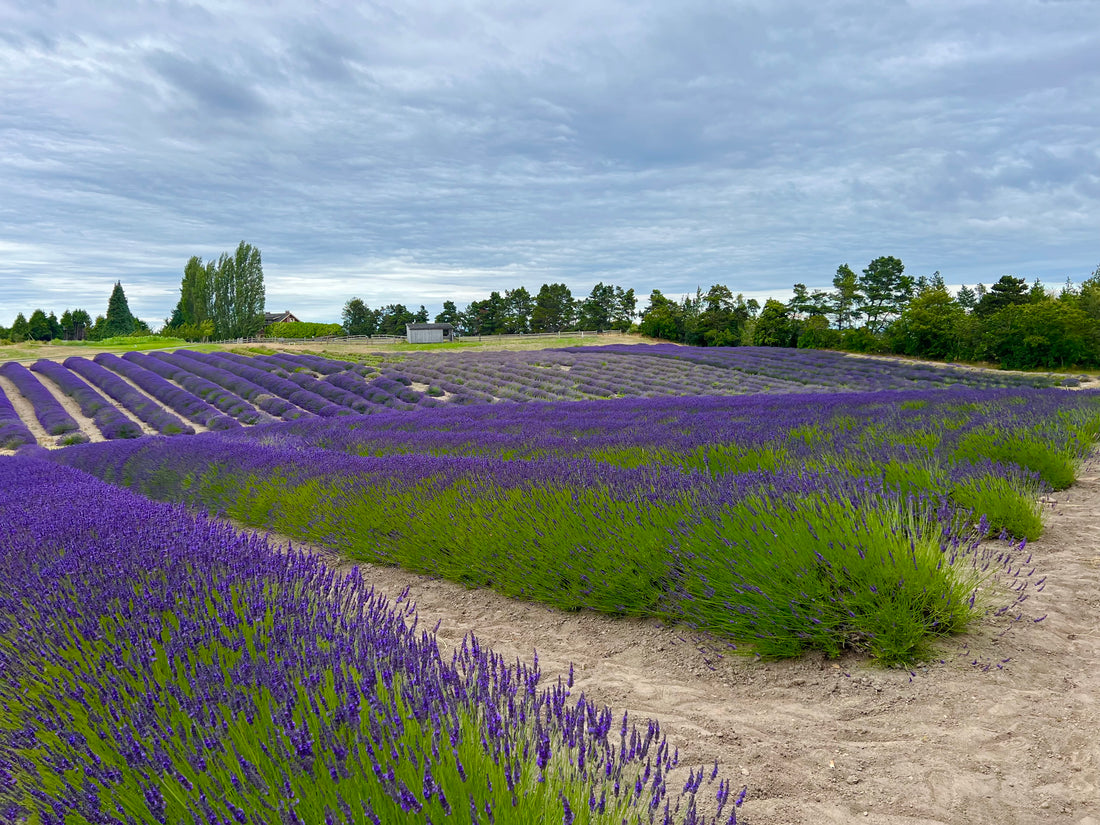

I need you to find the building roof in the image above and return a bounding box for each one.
[264,311,299,324]
[406,322,454,330]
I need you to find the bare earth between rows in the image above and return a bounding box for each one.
[261,457,1100,825]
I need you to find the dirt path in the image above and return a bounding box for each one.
[263,456,1100,825]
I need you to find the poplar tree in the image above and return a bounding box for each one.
[210,242,266,339]
[179,255,214,326]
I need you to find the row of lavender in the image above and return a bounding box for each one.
[0,345,1077,449]
[370,344,1069,404]
[0,454,742,823]
[50,386,1095,663]
[213,386,1096,540]
[0,349,434,447]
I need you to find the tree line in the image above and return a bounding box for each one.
[341,283,637,337]
[7,247,1100,371]
[0,281,149,343]
[2,242,266,345]
[638,257,1100,370]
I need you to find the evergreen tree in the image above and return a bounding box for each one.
[696,284,752,346]
[342,298,377,335]
[502,287,533,334]
[11,313,29,341]
[104,282,137,337]
[956,284,978,311]
[530,283,575,332]
[830,264,862,330]
[788,283,813,317]
[435,300,461,326]
[463,293,506,335]
[414,305,430,323]
[974,275,1029,317]
[578,283,617,331]
[679,288,704,345]
[28,309,52,341]
[857,256,913,334]
[612,286,637,331]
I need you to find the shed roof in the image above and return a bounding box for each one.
[406,323,454,330]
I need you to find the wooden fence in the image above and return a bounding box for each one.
[215,330,627,346]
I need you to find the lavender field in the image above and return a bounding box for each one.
[0,457,738,824]
[0,345,1077,449]
[2,344,1099,823]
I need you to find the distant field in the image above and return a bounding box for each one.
[0,330,633,364]
[0,343,1082,452]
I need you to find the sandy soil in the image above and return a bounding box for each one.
[265,457,1100,825]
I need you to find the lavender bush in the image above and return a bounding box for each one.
[95,352,242,431]
[0,361,80,438]
[0,384,35,449]
[51,408,1046,664]
[0,455,742,824]
[123,351,271,425]
[30,358,142,439]
[197,351,354,416]
[150,350,306,420]
[65,355,195,435]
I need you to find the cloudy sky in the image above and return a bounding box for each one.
[2,0,1098,327]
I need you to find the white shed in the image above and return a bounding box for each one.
[406,322,455,344]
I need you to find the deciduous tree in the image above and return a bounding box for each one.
[752,299,795,347]
[638,289,683,341]
[211,242,266,339]
[178,256,214,327]
[888,286,963,360]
